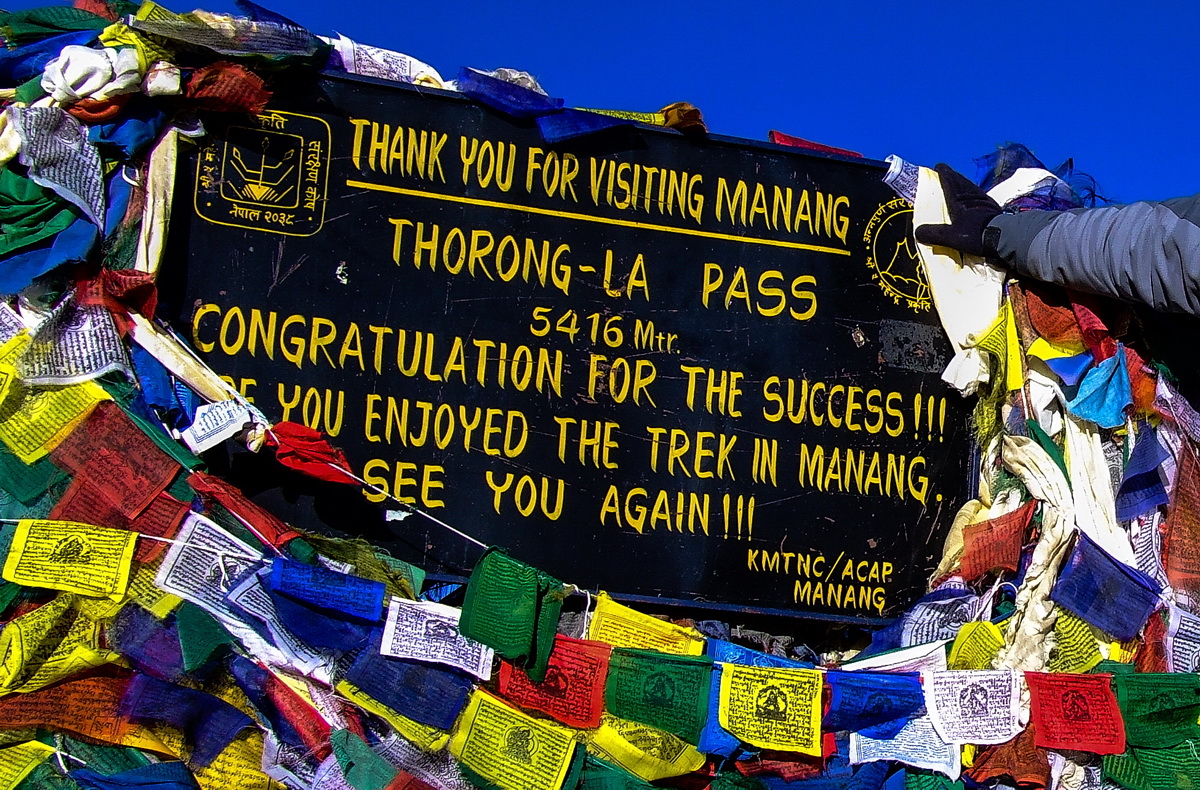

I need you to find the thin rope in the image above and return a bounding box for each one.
[266,428,489,551]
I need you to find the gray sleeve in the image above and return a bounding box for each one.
[985,194,1200,315]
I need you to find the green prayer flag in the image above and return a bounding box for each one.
[377,553,426,597]
[578,755,655,790]
[905,771,966,790]
[604,648,712,744]
[0,169,81,259]
[330,730,397,790]
[56,735,152,775]
[1105,743,1200,790]
[1026,419,1069,485]
[174,602,233,672]
[0,444,67,506]
[459,547,566,683]
[0,6,109,44]
[1114,673,1200,747]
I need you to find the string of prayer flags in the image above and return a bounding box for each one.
[604,648,712,743]
[1112,672,1200,747]
[228,657,332,763]
[186,471,301,549]
[1050,532,1162,641]
[381,597,494,680]
[459,547,566,683]
[824,670,924,738]
[342,644,473,730]
[50,483,189,563]
[1025,672,1125,754]
[700,640,810,757]
[267,557,385,622]
[448,689,578,790]
[497,635,611,729]
[718,664,823,754]
[924,670,1024,745]
[960,499,1036,582]
[587,591,706,655]
[2,519,135,600]
[587,715,706,782]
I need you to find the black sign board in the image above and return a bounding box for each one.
[163,73,972,622]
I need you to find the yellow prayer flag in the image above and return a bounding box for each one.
[588,592,705,655]
[0,594,117,694]
[970,302,1024,393]
[449,690,577,790]
[337,680,449,752]
[99,23,175,72]
[0,334,109,463]
[1047,610,1103,673]
[718,664,822,755]
[586,715,705,782]
[154,728,278,790]
[948,621,1005,670]
[3,521,137,601]
[127,561,183,618]
[573,108,667,125]
[0,740,54,790]
[1028,337,1085,362]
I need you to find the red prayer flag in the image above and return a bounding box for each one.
[50,478,189,562]
[186,62,271,113]
[1025,672,1126,754]
[264,671,332,762]
[266,422,358,486]
[768,130,862,158]
[51,402,179,519]
[497,635,610,729]
[966,721,1051,788]
[187,470,301,548]
[1166,446,1200,591]
[961,500,1037,581]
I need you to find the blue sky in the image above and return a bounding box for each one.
[30,1,1200,203]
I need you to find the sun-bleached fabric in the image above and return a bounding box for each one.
[995,435,1075,671]
[41,44,141,104]
[1063,414,1135,565]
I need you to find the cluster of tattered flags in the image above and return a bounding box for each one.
[0,2,1198,790]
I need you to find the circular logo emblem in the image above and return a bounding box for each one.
[863,198,930,312]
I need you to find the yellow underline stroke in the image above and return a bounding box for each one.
[346,179,852,256]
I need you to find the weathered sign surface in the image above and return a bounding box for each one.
[165,72,972,621]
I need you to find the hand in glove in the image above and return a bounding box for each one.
[913,163,1001,257]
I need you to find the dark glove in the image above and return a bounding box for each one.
[913,163,1001,257]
